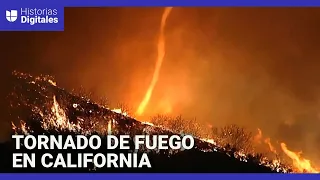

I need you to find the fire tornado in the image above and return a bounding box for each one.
[136,7,173,116]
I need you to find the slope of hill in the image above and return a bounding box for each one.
[0,71,289,173]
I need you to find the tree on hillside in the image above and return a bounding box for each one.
[212,124,254,153]
[150,115,203,137]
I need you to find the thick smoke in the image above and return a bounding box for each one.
[1,8,320,164]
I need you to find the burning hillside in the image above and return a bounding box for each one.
[0,71,318,173]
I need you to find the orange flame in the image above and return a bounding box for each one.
[280,143,319,173]
[254,128,277,154]
[254,128,319,173]
[11,71,320,173]
[136,7,173,116]
[265,138,277,154]
[107,120,112,135]
[254,128,263,144]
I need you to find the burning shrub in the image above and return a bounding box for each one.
[73,86,95,100]
[9,71,299,173]
[212,124,254,154]
[115,102,133,117]
[150,114,170,126]
[150,115,203,137]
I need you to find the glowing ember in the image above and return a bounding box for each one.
[48,79,57,86]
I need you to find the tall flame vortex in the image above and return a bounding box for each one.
[136,7,173,116]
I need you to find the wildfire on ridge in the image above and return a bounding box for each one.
[280,143,319,173]
[9,71,320,173]
[253,128,319,173]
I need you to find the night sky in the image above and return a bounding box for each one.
[1,8,320,162]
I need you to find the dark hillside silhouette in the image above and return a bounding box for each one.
[0,72,290,173]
